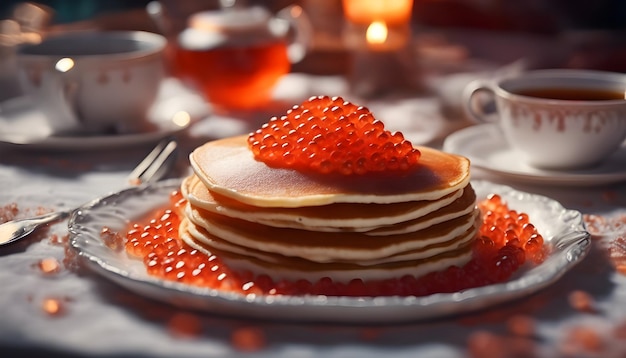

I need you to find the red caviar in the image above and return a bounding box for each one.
[37,257,61,275]
[247,95,421,175]
[122,191,547,297]
[41,297,66,316]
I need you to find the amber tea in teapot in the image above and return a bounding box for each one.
[169,6,309,111]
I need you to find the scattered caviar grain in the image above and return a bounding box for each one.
[0,202,19,222]
[37,257,61,275]
[62,235,80,271]
[467,330,537,358]
[583,214,609,238]
[561,325,605,355]
[568,290,597,313]
[231,327,266,352]
[506,315,536,337]
[42,298,64,316]
[167,312,203,338]
[247,95,421,175]
[49,234,65,246]
[101,227,124,251]
[122,192,545,297]
[609,237,626,275]
[467,331,505,358]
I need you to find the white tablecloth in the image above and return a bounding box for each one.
[2,74,626,358]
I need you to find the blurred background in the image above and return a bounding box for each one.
[2,0,626,30]
[3,1,626,112]
[2,0,626,75]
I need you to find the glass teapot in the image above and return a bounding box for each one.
[149,1,312,111]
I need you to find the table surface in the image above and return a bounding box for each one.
[3,27,626,357]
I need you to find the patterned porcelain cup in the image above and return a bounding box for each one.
[463,69,626,169]
[16,31,166,134]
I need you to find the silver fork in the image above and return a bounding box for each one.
[0,138,178,246]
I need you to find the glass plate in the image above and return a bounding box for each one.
[69,179,590,323]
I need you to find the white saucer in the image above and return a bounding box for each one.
[0,78,209,151]
[443,124,626,186]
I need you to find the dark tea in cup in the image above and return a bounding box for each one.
[514,87,625,101]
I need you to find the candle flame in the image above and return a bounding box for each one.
[366,21,388,45]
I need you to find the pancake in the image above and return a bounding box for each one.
[189,135,471,207]
[184,202,480,263]
[183,214,478,265]
[180,219,475,282]
[365,185,477,236]
[179,109,479,285]
[182,174,468,231]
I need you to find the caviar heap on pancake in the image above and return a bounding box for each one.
[248,95,421,175]
[123,96,547,297]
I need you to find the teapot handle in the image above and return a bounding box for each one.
[275,5,313,64]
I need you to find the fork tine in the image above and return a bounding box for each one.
[139,140,178,183]
[128,138,178,184]
[128,139,169,180]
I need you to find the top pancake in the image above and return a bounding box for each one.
[190,135,471,207]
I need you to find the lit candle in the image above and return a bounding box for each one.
[342,0,413,26]
[343,0,413,52]
[343,0,418,97]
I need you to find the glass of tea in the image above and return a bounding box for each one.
[462,69,626,170]
[149,2,311,111]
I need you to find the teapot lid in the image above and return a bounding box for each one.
[188,6,271,33]
[179,6,282,50]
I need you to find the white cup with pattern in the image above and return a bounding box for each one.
[16,31,166,135]
[463,69,626,170]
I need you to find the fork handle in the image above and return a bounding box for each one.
[0,210,70,245]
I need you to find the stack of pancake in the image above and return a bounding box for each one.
[179,135,479,283]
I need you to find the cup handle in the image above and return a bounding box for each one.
[275,5,313,64]
[462,79,498,123]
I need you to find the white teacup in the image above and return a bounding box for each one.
[463,69,626,170]
[15,31,166,135]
